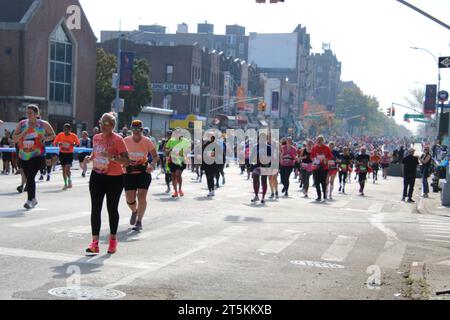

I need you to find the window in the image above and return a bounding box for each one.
[164,94,172,109]
[49,24,73,106]
[226,34,236,46]
[166,64,174,82]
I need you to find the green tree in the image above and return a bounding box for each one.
[95,48,116,124]
[334,88,411,137]
[95,48,152,128]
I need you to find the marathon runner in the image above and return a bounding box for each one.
[123,120,159,231]
[326,142,339,200]
[202,134,219,197]
[355,146,370,196]
[299,139,313,198]
[380,150,391,179]
[370,149,382,184]
[250,133,272,204]
[279,137,296,197]
[78,131,92,178]
[12,105,55,209]
[53,123,80,190]
[85,112,129,255]
[338,146,352,194]
[1,129,13,174]
[165,130,190,198]
[311,136,333,202]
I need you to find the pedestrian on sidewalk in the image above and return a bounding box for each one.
[419,146,432,198]
[402,148,419,203]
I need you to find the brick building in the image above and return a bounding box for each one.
[0,0,97,133]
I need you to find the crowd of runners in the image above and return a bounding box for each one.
[0,104,447,255]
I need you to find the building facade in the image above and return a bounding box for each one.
[0,0,97,132]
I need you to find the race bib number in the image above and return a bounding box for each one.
[129,152,145,162]
[61,142,71,151]
[23,140,35,150]
[24,132,37,140]
[340,164,348,170]
[93,157,109,173]
[317,154,325,161]
[328,160,336,168]
[359,165,367,172]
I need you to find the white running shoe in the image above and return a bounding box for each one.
[24,200,33,209]
[31,199,38,208]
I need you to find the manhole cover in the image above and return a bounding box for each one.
[48,286,126,300]
[290,260,345,269]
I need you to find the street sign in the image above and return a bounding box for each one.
[413,119,430,123]
[438,90,449,102]
[439,56,450,68]
[404,114,425,119]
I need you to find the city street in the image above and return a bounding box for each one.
[0,164,449,300]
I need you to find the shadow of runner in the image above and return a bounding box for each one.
[51,254,112,279]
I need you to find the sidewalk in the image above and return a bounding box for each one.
[414,191,450,300]
[416,191,450,217]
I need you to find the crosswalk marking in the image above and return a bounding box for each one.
[11,212,91,228]
[424,234,450,239]
[0,246,161,270]
[419,222,450,226]
[368,203,384,213]
[425,239,450,244]
[257,229,302,254]
[375,241,407,270]
[321,235,358,262]
[51,217,130,234]
[328,201,349,208]
[132,221,201,240]
[105,225,248,289]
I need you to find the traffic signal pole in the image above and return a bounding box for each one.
[396,0,450,31]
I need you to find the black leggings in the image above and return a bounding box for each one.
[21,156,44,201]
[280,166,294,192]
[204,167,217,192]
[313,169,328,199]
[301,169,312,193]
[359,172,367,191]
[339,171,348,190]
[89,171,123,236]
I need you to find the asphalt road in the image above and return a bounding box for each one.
[0,163,449,300]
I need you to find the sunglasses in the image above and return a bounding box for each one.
[131,127,143,132]
[100,121,112,126]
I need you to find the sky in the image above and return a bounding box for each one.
[79,0,450,133]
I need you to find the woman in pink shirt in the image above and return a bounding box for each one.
[279,137,297,197]
[85,113,130,255]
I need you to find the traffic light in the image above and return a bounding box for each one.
[386,108,391,117]
[258,101,267,112]
[391,107,396,117]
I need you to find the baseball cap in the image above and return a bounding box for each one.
[131,120,143,130]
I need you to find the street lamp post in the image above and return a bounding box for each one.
[410,46,441,139]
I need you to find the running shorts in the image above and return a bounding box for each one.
[123,172,152,191]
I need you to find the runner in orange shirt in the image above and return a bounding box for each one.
[370,149,382,184]
[53,123,80,190]
[123,120,159,231]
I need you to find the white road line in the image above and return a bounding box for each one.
[133,221,201,240]
[421,230,450,234]
[257,229,302,254]
[420,227,450,231]
[424,235,450,239]
[321,235,358,262]
[104,225,248,289]
[425,239,450,244]
[11,212,91,228]
[328,201,350,208]
[368,203,384,213]
[419,222,450,226]
[370,213,407,270]
[51,217,130,234]
[0,246,160,270]
[375,241,407,270]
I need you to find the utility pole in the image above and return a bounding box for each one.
[396,0,450,31]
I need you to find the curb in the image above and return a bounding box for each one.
[407,261,429,300]
[416,197,427,214]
